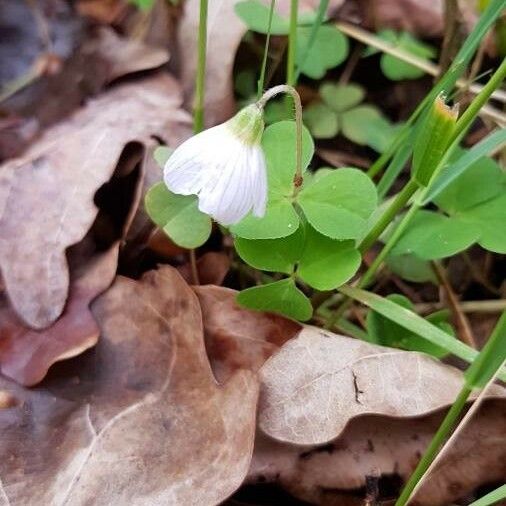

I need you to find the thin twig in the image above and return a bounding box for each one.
[338,44,362,85]
[432,261,477,348]
[189,250,200,285]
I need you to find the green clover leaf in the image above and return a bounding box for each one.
[394,155,506,258]
[145,183,212,249]
[298,168,378,240]
[231,121,314,239]
[303,82,400,151]
[237,278,313,321]
[235,0,348,78]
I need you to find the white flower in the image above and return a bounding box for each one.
[163,104,267,226]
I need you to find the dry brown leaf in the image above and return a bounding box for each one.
[178,0,344,127]
[77,0,128,24]
[89,27,170,84]
[194,286,301,383]
[366,0,476,37]
[0,246,118,386]
[0,137,146,386]
[258,326,504,445]
[0,74,189,329]
[0,266,258,505]
[249,399,506,505]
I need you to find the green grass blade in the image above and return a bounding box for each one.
[423,128,506,204]
[465,312,506,388]
[377,133,413,197]
[338,286,506,381]
[294,0,329,81]
[468,485,506,506]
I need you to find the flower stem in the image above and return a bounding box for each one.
[257,0,277,99]
[193,0,208,133]
[395,384,473,506]
[258,85,303,190]
[286,0,299,86]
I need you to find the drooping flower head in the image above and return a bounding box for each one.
[164,104,267,226]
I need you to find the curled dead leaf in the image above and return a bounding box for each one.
[258,326,505,445]
[194,285,301,383]
[249,399,506,505]
[0,74,188,329]
[89,27,170,84]
[0,266,258,505]
[0,247,118,386]
[0,137,145,386]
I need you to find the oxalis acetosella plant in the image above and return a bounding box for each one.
[147,82,378,322]
[145,0,506,504]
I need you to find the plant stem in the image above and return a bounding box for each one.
[395,384,473,506]
[189,249,200,285]
[294,0,328,81]
[286,0,299,86]
[258,85,303,188]
[257,0,276,99]
[193,0,208,133]
[359,179,419,253]
[451,56,506,140]
[431,260,476,347]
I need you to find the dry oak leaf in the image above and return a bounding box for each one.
[0,74,189,329]
[258,326,504,445]
[89,27,170,85]
[0,135,148,386]
[178,0,344,127]
[194,285,301,384]
[0,266,258,506]
[0,246,118,386]
[249,399,506,506]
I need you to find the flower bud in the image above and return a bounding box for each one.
[412,94,459,187]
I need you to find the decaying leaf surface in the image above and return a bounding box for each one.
[0,74,188,329]
[194,285,301,383]
[0,266,258,506]
[249,399,506,506]
[258,326,504,445]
